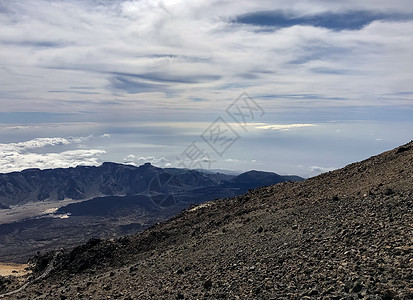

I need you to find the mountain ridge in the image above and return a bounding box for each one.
[0,162,303,207]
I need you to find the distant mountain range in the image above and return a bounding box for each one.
[0,162,303,262]
[0,162,302,209]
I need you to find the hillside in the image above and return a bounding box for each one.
[1,142,412,299]
[0,164,301,263]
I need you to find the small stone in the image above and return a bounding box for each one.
[352,282,363,293]
[382,289,397,300]
[396,146,409,153]
[203,279,213,289]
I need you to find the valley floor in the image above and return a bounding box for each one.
[0,263,28,277]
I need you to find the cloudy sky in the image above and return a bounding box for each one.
[0,0,412,177]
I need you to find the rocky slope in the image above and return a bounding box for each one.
[1,142,412,299]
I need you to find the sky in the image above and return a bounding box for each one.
[0,0,412,177]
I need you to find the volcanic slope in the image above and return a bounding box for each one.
[3,142,413,299]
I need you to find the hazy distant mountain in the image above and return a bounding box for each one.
[228,170,303,188]
[0,162,228,207]
[0,162,302,208]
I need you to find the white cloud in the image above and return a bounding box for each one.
[0,137,105,173]
[127,155,173,167]
[0,137,91,152]
[224,158,241,163]
[309,165,336,174]
[137,156,155,162]
[255,123,317,130]
[224,158,260,165]
[0,126,31,130]
[9,138,71,150]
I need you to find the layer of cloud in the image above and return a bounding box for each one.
[122,154,172,168]
[0,0,412,116]
[309,165,337,174]
[0,137,105,173]
[254,123,317,130]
